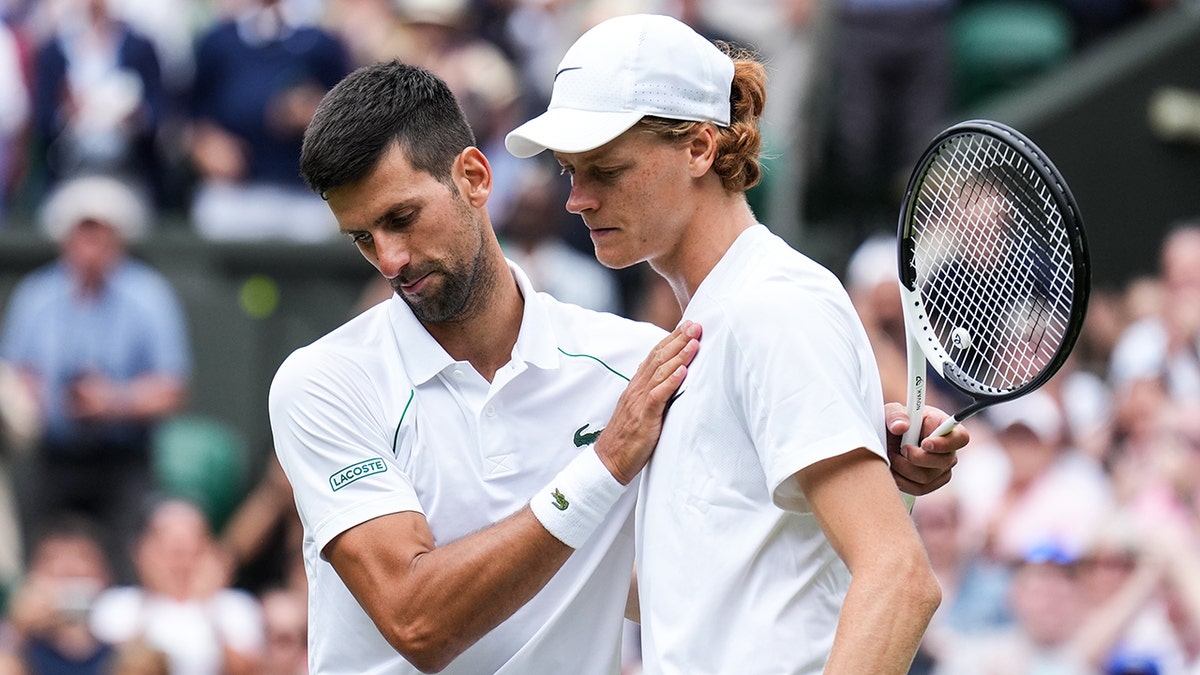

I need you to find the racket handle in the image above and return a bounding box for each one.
[899,412,959,515]
[930,415,961,438]
[900,327,928,450]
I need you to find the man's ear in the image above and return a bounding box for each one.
[456,147,493,208]
[687,125,719,179]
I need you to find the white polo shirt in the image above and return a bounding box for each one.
[635,225,888,675]
[269,262,665,675]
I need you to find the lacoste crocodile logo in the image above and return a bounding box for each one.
[551,489,569,511]
[573,424,603,447]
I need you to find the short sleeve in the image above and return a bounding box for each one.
[269,346,424,556]
[728,285,887,512]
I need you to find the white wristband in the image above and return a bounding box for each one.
[530,448,629,549]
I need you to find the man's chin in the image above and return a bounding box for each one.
[594,248,639,271]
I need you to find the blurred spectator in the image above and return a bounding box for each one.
[498,161,622,314]
[89,498,265,675]
[828,0,954,232]
[29,0,166,206]
[1033,351,1116,465]
[391,0,525,225]
[323,0,409,69]
[910,488,969,674]
[845,232,908,404]
[0,18,29,227]
[972,391,1116,561]
[932,542,1095,675]
[679,0,828,241]
[930,511,1200,674]
[1110,222,1200,405]
[1108,400,1200,546]
[0,652,25,675]
[928,389,1118,661]
[1076,287,1131,378]
[0,174,190,583]
[106,0,200,97]
[1072,512,1182,674]
[0,359,36,594]
[256,586,306,675]
[186,0,349,242]
[106,641,169,675]
[4,515,116,675]
[219,455,304,596]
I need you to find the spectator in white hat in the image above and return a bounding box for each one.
[0,173,191,584]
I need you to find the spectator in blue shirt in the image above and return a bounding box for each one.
[186,0,350,242]
[0,173,190,582]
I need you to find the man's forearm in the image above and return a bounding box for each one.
[329,507,576,673]
[824,560,941,674]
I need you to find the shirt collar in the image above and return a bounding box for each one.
[508,259,560,371]
[386,259,560,386]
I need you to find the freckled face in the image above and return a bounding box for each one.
[555,130,695,270]
[326,144,491,324]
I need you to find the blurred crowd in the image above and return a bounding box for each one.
[848,220,1200,675]
[0,0,1192,674]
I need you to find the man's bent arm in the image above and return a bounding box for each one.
[796,448,942,674]
[324,322,699,672]
[326,507,571,673]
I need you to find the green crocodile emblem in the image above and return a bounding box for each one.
[551,489,569,511]
[573,424,604,447]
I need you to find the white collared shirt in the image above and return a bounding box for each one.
[636,225,888,675]
[269,261,664,675]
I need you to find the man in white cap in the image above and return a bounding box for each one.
[0,174,191,582]
[506,13,946,673]
[275,52,965,673]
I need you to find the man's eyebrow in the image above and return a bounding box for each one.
[372,201,417,227]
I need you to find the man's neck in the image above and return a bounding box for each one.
[425,260,525,383]
[653,194,757,311]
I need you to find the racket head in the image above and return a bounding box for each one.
[897,119,1090,419]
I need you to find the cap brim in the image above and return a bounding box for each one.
[505,108,645,158]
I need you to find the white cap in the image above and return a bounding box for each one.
[505,14,734,158]
[986,390,1064,445]
[846,234,897,293]
[395,0,468,26]
[39,174,149,243]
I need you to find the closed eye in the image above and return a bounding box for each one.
[589,165,625,184]
[386,211,416,229]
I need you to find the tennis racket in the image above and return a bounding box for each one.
[898,119,1090,451]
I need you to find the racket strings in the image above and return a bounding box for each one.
[909,135,1077,393]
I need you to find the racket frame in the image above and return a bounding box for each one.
[897,119,1090,447]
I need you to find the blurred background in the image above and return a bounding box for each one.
[0,0,1199,673]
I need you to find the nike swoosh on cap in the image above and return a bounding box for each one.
[554,66,582,81]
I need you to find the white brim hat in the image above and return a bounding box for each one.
[39,174,149,243]
[505,14,734,159]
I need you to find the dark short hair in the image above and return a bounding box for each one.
[300,60,477,196]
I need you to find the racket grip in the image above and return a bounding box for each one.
[900,332,927,450]
[930,416,961,438]
[899,407,923,449]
